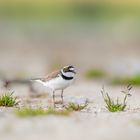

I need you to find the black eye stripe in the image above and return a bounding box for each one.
[63,69,75,73]
[69,70,74,72]
[69,66,74,69]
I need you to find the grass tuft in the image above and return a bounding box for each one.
[0,91,18,107]
[101,85,132,112]
[85,69,106,79]
[15,107,71,117]
[65,102,88,111]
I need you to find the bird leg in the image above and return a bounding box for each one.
[61,89,64,104]
[53,91,56,107]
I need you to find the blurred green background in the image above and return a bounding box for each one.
[0,0,140,20]
[0,0,140,84]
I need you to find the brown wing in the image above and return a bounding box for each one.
[41,70,60,82]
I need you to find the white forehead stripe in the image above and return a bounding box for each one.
[70,68,74,71]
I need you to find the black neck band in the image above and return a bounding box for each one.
[61,73,74,80]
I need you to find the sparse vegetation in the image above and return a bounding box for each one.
[65,102,88,111]
[111,75,140,85]
[0,91,18,107]
[85,69,106,79]
[15,107,71,117]
[101,85,132,112]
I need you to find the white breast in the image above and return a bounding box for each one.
[47,76,74,91]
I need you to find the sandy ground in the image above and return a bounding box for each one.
[0,82,140,140]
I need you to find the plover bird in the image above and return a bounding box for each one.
[32,65,76,106]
